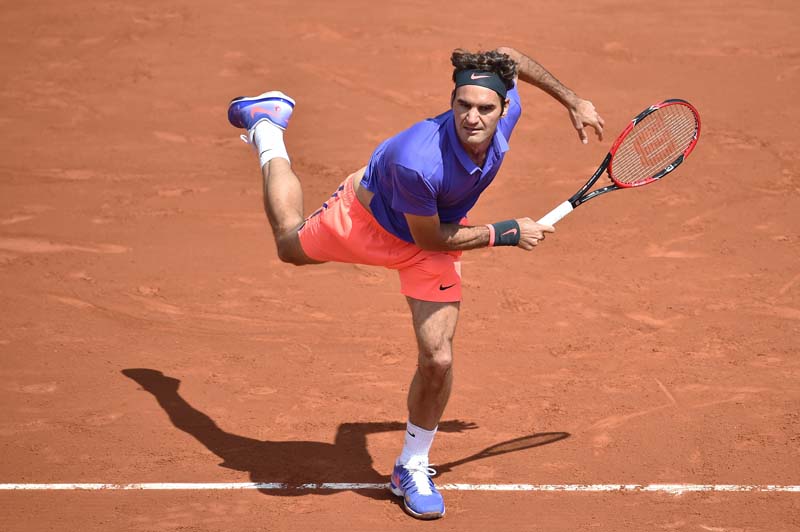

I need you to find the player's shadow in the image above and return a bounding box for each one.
[121,368,569,500]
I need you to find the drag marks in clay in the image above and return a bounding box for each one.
[0,236,128,255]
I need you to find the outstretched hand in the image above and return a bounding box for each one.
[569,99,605,144]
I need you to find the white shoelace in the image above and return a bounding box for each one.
[403,463,438,496]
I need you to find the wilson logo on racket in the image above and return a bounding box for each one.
[537,99,701,226]
[631,113,678,167]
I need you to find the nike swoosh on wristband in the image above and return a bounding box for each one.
[407,430,416,438]
[439,283,457,291]
[470,73,491,80]
[501,228,518,237]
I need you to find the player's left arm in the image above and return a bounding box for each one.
[496,46,605,144]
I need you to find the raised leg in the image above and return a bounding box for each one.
[227,91,321,266]
[260,157,320,265]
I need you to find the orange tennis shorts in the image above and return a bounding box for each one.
[298,172,463,303]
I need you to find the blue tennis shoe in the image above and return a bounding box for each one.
[389,460,445,520]
[227,91,295,131]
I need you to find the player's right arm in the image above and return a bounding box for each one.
[392,164,552,251]
[405,213,552,252]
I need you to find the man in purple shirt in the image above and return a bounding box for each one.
[361,77,521,244]
[227,47,604,519]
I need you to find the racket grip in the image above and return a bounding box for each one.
[537,201,573,226]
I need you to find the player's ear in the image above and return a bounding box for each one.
[501,98,510,117]
[450,89,456,107]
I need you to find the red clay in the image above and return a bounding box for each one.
[1,0,798,530]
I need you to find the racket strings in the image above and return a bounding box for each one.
[612,105,698,185]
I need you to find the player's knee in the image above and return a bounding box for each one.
[418,345,453,382]
[275,234,307,266]
[276,243,302,265]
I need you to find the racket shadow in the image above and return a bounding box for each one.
[436,432,571,474]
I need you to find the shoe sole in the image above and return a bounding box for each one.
[229,91,295,108]
[389,483,445,520]
[227,91,295,130]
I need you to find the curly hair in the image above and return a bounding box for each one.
[451,49,517,90]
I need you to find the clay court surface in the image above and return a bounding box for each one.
[1,0,799,530]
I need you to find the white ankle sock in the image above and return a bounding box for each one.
[251,120,290,168]
[397,421,437,467]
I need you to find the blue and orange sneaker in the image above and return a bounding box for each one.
[389,460,445,520]
[227,91,295,131]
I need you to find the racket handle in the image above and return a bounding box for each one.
[537,200,573,226]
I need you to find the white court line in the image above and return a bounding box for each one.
[1,483,799,495]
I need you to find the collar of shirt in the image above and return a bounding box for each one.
[446,115,510,176]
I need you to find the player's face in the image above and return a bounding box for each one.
[451,85,508,154]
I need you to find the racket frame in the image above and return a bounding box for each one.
[607,98,701,189]
[537,99,701,226]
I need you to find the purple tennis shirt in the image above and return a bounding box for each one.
[361,84,522,243]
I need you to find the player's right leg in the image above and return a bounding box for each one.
[405,298,459,431]
[389,297,458,520]
[227,92,320,265]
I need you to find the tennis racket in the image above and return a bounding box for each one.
[537,99,701,226]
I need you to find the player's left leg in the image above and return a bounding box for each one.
[389,297,458,520]
[227,91,319,266]
[260,157,320,265]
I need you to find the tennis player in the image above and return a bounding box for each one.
[227,46,604,519]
